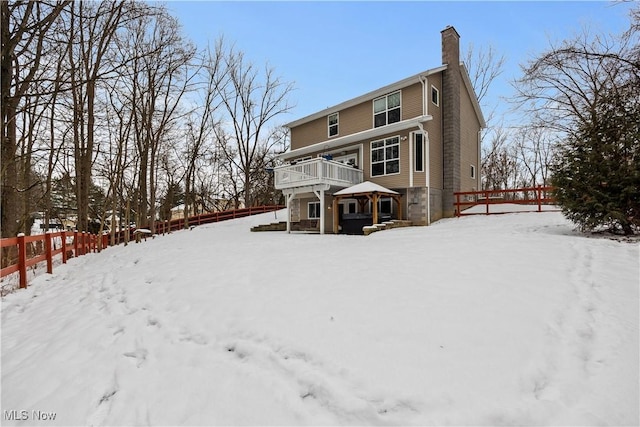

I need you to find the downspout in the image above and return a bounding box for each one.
[418,123,431,226]
[419,75,428,117]
[419,76,431,225]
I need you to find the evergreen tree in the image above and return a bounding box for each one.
[552,78,640,235]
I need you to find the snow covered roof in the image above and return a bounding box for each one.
[334,181,399,197]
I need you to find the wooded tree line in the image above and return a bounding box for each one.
[475,5,638,195]
[1,0,292,247]
[475,3,639,233]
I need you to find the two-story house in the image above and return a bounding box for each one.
[274,26,485,234]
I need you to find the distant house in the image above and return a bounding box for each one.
[274,26,485,234]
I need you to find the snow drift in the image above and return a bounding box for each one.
[2,211,638,426]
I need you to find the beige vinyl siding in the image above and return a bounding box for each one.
[299,195,335,233]
[362,130,412,190]
[460,83,481,192]
[291,121,326,150]
[401,83,423,121]
[291,83,426,151]
[426,73,443,190]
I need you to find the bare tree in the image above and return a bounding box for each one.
[213,40,295,207]
[66,0,127,232]
[1,0,69,241]
[463,43,506,124]
[513,126,557,187]
[513,25,635,136]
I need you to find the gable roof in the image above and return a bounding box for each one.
[285,62,485,130]
[279,114,432,161]
[460,63,486,128]
[285,65,447,129]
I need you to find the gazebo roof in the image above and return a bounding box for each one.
[333,181,399,198]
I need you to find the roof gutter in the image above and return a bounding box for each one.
[279,115,433,161]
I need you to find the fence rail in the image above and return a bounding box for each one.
[454,186,558,217]
[1,205,284,291]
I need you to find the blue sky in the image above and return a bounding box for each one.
[165,1,635,126]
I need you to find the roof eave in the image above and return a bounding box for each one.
[459,62,487,128]
[279,115,433,161]
[285,65,447,129]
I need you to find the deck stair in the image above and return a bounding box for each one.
[250,222,287,232]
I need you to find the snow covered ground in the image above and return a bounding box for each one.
[2,210,638,426]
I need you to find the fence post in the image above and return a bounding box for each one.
[455,193,460,217]
[61,231,67,264]
[17,233,27,289]
[74,231,79,257]
[485,190,490,215]
[45,232,53,274]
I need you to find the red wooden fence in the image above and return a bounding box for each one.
[1,205,284,291]
[454,186,558,217]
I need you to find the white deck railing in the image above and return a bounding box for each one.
[274,158,363,190]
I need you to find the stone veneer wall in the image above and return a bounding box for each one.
[290,199,300,222]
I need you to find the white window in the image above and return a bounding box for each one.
[334,153,358,167]
[308,202,321,219]
[373,91,401,128]
[371,136,400,176]
[328,113,339,137]
[431,85,439,106]
[471,164,476,179]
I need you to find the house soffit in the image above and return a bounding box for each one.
[285,65,447,129]
[279,115,433,161]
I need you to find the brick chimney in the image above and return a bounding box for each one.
[441,26,461,217]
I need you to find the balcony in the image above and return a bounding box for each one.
[274,157,363,191]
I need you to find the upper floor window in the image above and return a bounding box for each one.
[328,113,339,137]
[431,86,439,106]
[371,136,400,176]
[373,91,401,128]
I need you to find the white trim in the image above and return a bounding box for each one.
[308,201,321,219]
[370,135,401,177]
[460,63,486,128]
[285,66,447,128]
[409,132,414,188]
[372,90,402,129]
[418,125,431,226]
[333,153,358,165]
[328,112,339,138]
[412,131,425,173]
[280,116,432,161]
[431,85,440,107]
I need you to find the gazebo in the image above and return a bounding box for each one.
[332,181,403,234]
